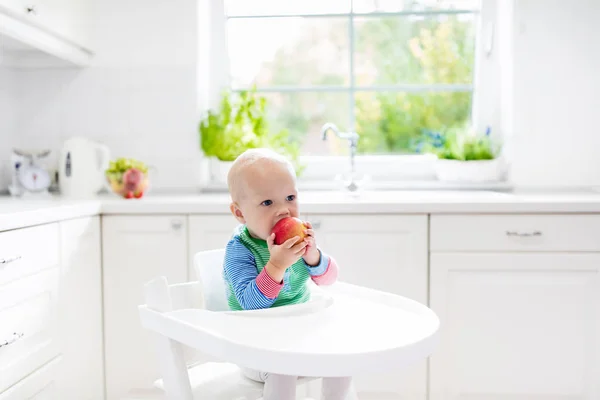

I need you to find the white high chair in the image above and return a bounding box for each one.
[137,248,440,399]
[134,248,314,400]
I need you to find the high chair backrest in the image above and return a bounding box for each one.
[194,248,229,311]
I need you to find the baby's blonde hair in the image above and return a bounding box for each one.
[227,148,296,201]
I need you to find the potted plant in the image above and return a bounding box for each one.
[199,88,302,183]
[421,126,505,182]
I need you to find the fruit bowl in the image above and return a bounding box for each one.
[105,158,150,199]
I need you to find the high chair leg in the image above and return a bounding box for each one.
[153,335,193,400]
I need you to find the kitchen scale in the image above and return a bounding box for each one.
[8,149,53,197]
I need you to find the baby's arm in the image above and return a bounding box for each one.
[224,237,283,310]
[304,249,339,286]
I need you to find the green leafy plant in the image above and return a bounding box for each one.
[199,88,303,173]
[421,127,501,161]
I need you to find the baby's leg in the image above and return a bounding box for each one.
[321,377,356,400]
[263,373,298,400]
[241,368,297,400]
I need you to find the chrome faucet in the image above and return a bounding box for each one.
[320,123,361,191]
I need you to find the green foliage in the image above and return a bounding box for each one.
[199,88,303,173]
[355,16,476,154]
[105,158,148,181]
[229,14,478,156]
[422,127,501,161]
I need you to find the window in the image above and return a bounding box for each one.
[207,0,494,183]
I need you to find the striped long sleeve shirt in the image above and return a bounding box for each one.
[223,225,339,311]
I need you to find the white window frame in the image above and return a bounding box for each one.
[198,0,502,189]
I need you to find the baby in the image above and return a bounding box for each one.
[223,148,354,400]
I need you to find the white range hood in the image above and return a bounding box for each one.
[0,4,93,68]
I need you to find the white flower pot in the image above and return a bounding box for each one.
[209,157,234,184]
[201,157,234,185]
[434,158,505,183]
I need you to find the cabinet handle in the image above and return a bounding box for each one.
[0,332,24,349]
[25,5,37,14]
[0,255,22,265]
[311,221,321,229]
[171,220,183,231]
[506,230,542,237]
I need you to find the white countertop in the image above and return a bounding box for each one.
[2,189,600,232]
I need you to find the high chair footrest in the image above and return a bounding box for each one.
[154,362,264,399]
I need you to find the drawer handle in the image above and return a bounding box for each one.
[0,332,24,349]
[310,221,321,229]
[506,230,542,237]
[0,255,22,265]
[171,220,183,230]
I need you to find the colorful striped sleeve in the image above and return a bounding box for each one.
[304,249,339,286]
[223,236,283,310]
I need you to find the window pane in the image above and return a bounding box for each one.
[262,92,351,156]
[225,0,351,16]
[352,0,480,13]
[354,14,476,86]
[228,18,350,88]
[355,91,472,154]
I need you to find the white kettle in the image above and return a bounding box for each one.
[59,137,111,198]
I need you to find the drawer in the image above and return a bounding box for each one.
[0,223,59,286]
[0,357,62,400]
[431,214,600,252]
[0,268,60,393]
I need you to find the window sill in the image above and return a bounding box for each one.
[199,154,512,192]
[200,179,513,193]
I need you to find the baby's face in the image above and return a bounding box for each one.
[234,162,299,240]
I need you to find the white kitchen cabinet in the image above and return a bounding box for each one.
[57,216,104,399]
[0,0,92,67]
[429,252,600,400]
[0,357,62,400]
[0,0,30,17]
[305,214,429,400]
[0,224,60,395]
[102,215,188,400]
[188,214,238,279]
[0,0,91,47]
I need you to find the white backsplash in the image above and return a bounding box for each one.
[0,0,202,192]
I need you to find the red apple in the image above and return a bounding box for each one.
[124,191,134,199]
[123,168,143,192]
[134,191,144,198]
[271,217,307,245]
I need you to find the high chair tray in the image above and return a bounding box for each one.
[140,282,439,377]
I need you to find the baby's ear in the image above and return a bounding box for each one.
[229,202,246,223]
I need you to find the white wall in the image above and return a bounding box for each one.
[2,0,201,192]
[508,0,600,187]
[0,67,16,190]
[3,0,600,191]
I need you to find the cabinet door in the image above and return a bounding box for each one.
[0,1,29,17]
[57,216,104,399]
[430,253,600,400]
[0,357,61,400]
[102,216,188,400]
[188,214,238,279]
[305,214,429,400]
[0,0,91,47]
[32,0,91,47]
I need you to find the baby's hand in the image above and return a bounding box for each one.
[302,221,321,266]
[266,233,307,272]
